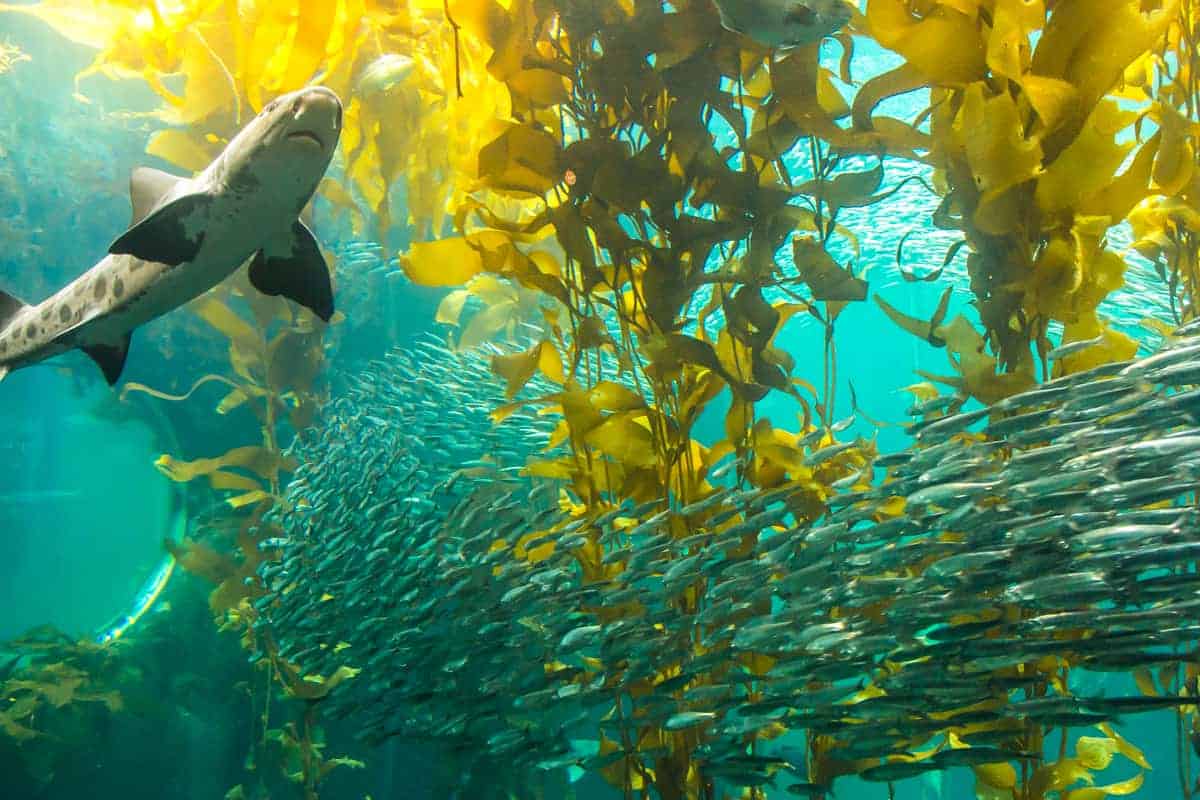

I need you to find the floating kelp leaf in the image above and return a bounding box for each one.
[478,123,561,194]
[226,490,273,509]
[1036,99,1135,214]
[574,316,617,351]
[794,237,867,301]
[866,0,986,85]
[955,83,1043,206]
[1020,74,1078,135]
[745,110,802,161]
[1057,317,1138,376]
[985,0,1043,80]
[267,328,322,393]
[895,231,953,282]
[166,538,238,585]
[0,709,39,740]
[403,237,485,287]
[588,381,645,413]
[850,63,927,131]
[491,344,540,398]
[899,381,941,403]
[192,295,260,350]
[121,373,244,406]
[1151,103,1195,195]
[1033,0,1176,150]
[875,293,936,342]
[583,413,658,469]
[1079,130,1159,221]
[703,331,769,400]
[795,163,884,216]
[1028,757,1094,798]
[155,446,283,489]
[1062,772,1144,800]
[549,204,602,291]
[1075,736,1122,771]
[1096,722,1151,770]
[640,259,692,333]
[284,664,361,701]
[725,286,779,350]
[973,760,1018,791]
[491,340,564,398]
[770,49,865,147]
[436,289,471,325]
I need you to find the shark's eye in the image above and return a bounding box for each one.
[292,96,303,115]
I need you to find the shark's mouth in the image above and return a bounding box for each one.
[286,129,324,148]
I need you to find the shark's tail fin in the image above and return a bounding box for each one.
[0,289,28,331]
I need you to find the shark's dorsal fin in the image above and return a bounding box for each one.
[81,333,132,386]
[109,191,214,266]
[129,167,187,226]
[248,221,334,322]
[0,289,29,332]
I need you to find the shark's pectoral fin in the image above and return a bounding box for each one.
[0,288,30,331]
[108,192,213,266]
[129,166,189,226]
[81,334,132,386]
[248,221,334,322]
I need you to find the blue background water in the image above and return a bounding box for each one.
[0,5,1194,799]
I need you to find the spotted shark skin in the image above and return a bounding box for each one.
[713,0,851,49]
[0,85,343,385]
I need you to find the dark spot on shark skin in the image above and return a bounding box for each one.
[113,277,125,298]
[94,277,107,299]
[25,323,36,339]
[59,305,71,323]
[234,171,261,194]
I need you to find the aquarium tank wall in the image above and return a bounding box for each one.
[1,1,1200,799]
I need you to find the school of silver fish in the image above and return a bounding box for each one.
[252,324,1200,793]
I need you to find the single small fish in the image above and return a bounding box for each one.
[1048,333,1106,361]
[356,53,417,96]
[664,711,719,731]
[859,760,939,782]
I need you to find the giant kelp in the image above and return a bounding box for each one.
[4,0,1200,799]
[863,0,1190,391]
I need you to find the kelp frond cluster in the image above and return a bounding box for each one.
[863,0,1191,393]
[4,0,1200,799]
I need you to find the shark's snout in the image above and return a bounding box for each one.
[282,86,343,151]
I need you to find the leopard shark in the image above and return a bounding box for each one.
[0,85,343,385]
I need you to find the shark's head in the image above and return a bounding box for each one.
[218,86,343,211]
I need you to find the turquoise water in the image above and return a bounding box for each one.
[1,5,1198,800]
